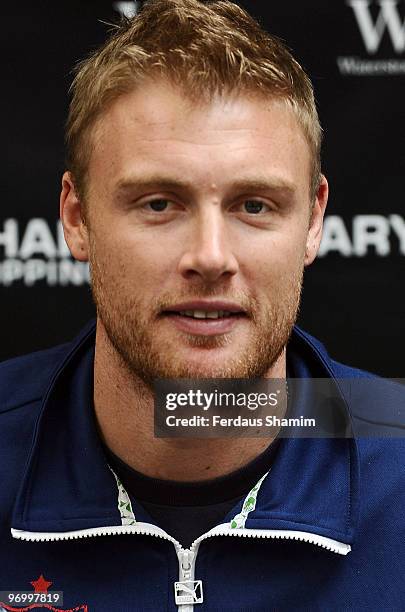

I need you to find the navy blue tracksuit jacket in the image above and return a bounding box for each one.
[0,321,404,611]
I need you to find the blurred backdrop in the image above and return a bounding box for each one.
[1,0,404,375]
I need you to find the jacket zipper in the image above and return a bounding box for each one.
[12,522,350,611]
[176,547,201,612]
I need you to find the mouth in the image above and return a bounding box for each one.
[160,302,248,336]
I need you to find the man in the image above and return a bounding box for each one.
[0,1,404,610]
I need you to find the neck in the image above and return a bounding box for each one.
[94,320,286,482]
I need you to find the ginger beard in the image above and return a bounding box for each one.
[89,238,304,386]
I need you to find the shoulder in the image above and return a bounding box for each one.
[0,320,96,415]
[0,345,71,519]
[0,323,96,518]
[0,343,70,413]
[292,326,405,433]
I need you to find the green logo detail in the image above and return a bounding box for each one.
[230,471,269,529]
[109,467,137,526]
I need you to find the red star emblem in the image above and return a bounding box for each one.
[30,574,53,593]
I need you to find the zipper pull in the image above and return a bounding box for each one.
[175,549,203,606]
[180,549,194,580]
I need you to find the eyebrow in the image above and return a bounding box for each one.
[230,178,296,197]
[114,176,195,196]
[113,174,297,198]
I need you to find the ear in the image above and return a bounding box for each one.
[304,175,328,266]
[60,171,89,262]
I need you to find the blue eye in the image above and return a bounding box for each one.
[244,200,266,214]
[148,199,169,212]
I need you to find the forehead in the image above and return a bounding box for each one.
[89,79,311,195]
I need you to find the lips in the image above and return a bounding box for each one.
[160,301,248,336]
[162,300,246,314]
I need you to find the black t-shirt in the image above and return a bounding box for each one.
[104,439,280,548]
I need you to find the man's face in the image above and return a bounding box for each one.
[73,80,326,382]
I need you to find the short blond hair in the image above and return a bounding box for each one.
[65,0,322,202]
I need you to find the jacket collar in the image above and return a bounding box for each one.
[11,321,360,546]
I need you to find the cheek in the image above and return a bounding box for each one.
[92,224,176,288]
[238,231,307,284]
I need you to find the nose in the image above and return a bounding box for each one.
[178,206,239,283]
